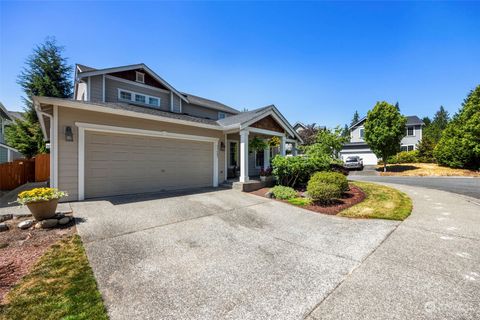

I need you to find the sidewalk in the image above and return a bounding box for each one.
[308,183,480,319]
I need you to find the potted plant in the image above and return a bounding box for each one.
[17,188,68,221]
[259,167,273,182]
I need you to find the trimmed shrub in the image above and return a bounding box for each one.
[307,181,342,203]
[271,186,297,200]
[387,150,419,164]
[308,171,349,193]
[271,155,331,188]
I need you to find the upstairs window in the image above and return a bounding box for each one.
[135,94,146,104]
[136,71,145,83]
[119,91,132,101]
[218,112,226,119]
[148,97,160,107]
[406,126,414,136]
[359,128,365,139]
[118,89,161,108]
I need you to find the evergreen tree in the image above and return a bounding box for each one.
[350,110,360,126]
[422,116,432,127]
[6,37,72,157]
[341,124,350,140]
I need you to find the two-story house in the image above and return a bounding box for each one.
[34,63,302,201]
[339,115,424,165]
[0,102,22,163]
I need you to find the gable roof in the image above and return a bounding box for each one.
[293,122,307,131]
[0,102,12,120]
[349,115,424,130]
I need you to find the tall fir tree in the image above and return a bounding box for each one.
[6,37,72,158]
[350,110,360,126]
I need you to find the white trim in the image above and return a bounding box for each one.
[53,105,58,188]
[75,122,219,200]
[78,127,85,201]
[102,75,105,102]
[239,130,249,182]
[400,144,415,151]
[406,126,415,137]
[247,126,285,137]
[105,75,171,94]
[170,91,173,112]
[240,108,301,142]
[117,88,161,108]
[7,149,11,162]
[0,143,19,152]
[34,97,225,131]
[224,134,227,181]
[280,135,286,156]
[135,71,145,83]
[179,99,182,113]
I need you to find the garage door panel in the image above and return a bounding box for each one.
[85,131,214,198]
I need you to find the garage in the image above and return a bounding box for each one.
[339,142,379,166]
[84,131,214,198]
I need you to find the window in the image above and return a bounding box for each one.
[229,142,238,166]
[255,150,265,168]
[359,128,365,139]
[406,126,414,136]
[400,145,415,152]
[118,89,161,107]
[135,94,146,104]
[218,112,226,120]
[119,90,132,101]
[148,97,160,107]
[136,72,145,83]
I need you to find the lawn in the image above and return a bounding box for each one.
[0,235,108,320]
[339,181,412,220]
[377,163,480,177]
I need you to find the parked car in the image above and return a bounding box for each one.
[343,156,364,170]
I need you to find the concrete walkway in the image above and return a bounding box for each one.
[308,183,480,320]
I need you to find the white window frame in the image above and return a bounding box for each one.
[254,149,265,169]
[359,128,365,139]
[135,71,145,83]
[218,112,226,120]
[406,126,415,136]
[117,89,161,108]
[400,144,415,152]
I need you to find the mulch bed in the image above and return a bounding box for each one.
[0,216,76,304]
[250,184,366,215]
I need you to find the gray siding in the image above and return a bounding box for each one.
[182,103,221,120]
[401,125,422,148]
[173,95,181,113]
[0,147,7,163]
[104,78,171,111]
[350,126,364,143]
[89,75,103,102]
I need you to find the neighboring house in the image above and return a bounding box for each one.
[293,122,307,133]
[0,102,22,163]
[34,63,302,201]
[340,115,424,165]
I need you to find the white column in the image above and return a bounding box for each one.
[292,142,297,156]
[280,135,286,156]
[239,130,249,182]
[263,142,270,168]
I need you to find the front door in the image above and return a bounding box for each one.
[227,141,239,178]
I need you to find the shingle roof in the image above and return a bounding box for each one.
[76,64,97,72]
[7,111,24,121]
[181,92,239,115]
[216,105,272,127]
[406,115,424,126]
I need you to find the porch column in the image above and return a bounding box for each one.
[263,141,270,168]
[239,130,249,182]
[292,142,297,156]
[280,135,286,156]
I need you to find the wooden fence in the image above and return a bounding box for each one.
[0,154,50,190]
[35,153,50,182]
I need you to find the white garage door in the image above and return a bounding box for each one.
[341,151,378,165]
[85,131,213,198]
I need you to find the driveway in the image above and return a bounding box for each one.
[351,175,480,199]
[72,188,398,320]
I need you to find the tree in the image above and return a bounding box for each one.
[298,123,320,146]
[6,37,72,157]
[350,110,360,126]
[418,106,450,162]
[303,126,347,160]
[364,101,407,172]
[341,124,350,140]
[422,116,432,127]
[434,85,480,169]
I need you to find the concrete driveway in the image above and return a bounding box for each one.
[72,188,398,320]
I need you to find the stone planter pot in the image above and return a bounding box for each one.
[26,199,58,221]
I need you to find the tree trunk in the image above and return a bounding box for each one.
[384,162,387,172]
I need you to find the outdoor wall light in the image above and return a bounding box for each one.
[65,126,73,142]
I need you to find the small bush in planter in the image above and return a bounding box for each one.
[271,186,297,200]
[308,171,349,193]
[259,167,272,177]
[17,188,68,220]
[307,180,342,203]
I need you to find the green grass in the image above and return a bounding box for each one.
[287,197,312,206]
[0,235,108,320]
[339,181,412,220]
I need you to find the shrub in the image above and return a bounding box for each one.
[271,155,331,188]
[271,186,297,200]
[307,181,342,203]
[387,150,419,164]
[308,171,349,193]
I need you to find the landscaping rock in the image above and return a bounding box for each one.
[35,222,42,229]
[18,220,34,230]
[39,219,58,229]
[58,217,71,225]
[265,191,273,198]
[54,212,65,219]
[0,214,13,222]
[0,223,8,232]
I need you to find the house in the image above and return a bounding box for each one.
[0,102,22,163]
[339,115,424,165]
[34,63,302,201]
[293,122,326,134]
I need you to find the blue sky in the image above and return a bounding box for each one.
[1,1,479,127]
